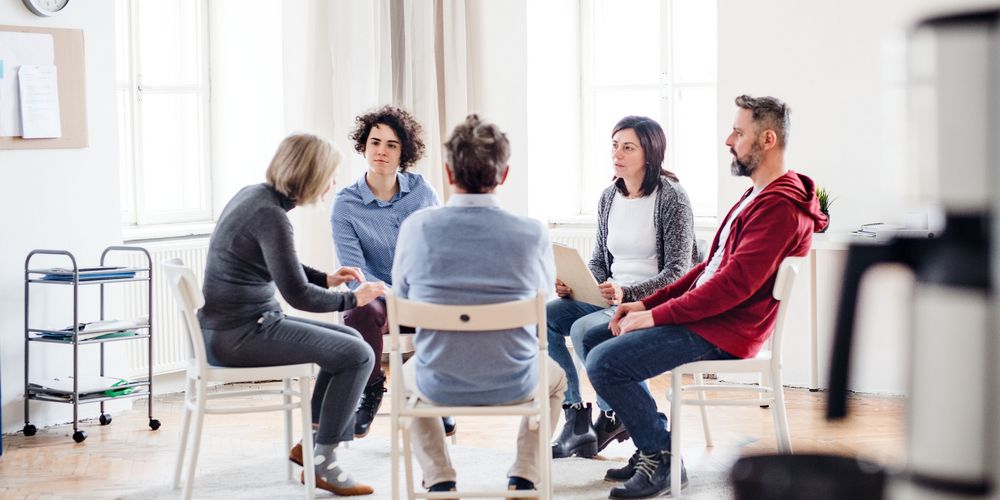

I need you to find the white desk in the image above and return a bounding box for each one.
[806,233,851,390]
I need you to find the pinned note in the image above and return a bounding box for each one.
[18,64,61,139]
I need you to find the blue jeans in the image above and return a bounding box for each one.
[546,298,650,410]
[583,323,737,453]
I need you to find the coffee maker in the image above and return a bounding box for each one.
[828,8,999,500]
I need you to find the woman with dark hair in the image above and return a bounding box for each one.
[547,116,696,459]
[330,105,448,438]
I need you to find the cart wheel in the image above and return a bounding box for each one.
[23,424,37,436]
[149,419,161,431]
[99,413,112,425]
[72,430,87,443]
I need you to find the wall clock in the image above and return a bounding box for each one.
[22,0,70,17]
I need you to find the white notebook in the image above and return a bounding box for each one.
[552,243,606,307]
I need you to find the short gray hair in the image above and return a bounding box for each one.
[735,94,791,147]
[444,114,511,193]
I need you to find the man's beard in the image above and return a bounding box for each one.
[730,145,762,177]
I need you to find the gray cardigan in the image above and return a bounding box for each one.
[199,183,356,330]
[588,176,696,302]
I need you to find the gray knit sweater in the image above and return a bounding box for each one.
[589,176,696,302]
[198,183,357,330]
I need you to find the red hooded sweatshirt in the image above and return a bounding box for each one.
[640,170,828,358]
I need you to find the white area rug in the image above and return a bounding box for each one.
[118,438,731,499]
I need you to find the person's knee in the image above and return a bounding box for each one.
[343,300,387,329]
[579,323,611,353]
[584,344,615,388]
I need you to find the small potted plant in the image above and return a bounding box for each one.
[816,186,836,233]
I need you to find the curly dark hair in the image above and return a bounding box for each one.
[349,105,426,172]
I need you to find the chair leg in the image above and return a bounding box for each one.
[539,412,553,500]
[771,370,793,453]
[391,409,400,500]
[759,370,771,408]
[670,372,684,499]
[401,422,417,500]
[172,377,195,490]
[299,376,316,500]
[694,373,713,447]
[182,381,208,500]
[283,378,293,481]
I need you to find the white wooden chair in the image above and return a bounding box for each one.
[665,256,804,498]
[161,258,317,500]
[388,289,552,499]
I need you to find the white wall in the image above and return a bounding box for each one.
[465,0,530,216]
[716,0,999,394]
[0,2,125,434]
[209,1,287,220]
[527,0,582,222]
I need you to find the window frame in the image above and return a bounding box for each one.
[116,0,213,229]
[579,0,718,219]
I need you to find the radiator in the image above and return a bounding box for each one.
[118,238,210,378]
[549,225,597,261]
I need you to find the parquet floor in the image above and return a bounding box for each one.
[0,373,905,499]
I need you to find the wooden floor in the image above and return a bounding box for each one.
[0,373,905,499]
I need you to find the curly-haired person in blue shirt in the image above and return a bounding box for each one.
[330,106,446,438]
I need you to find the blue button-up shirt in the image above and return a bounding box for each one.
[331,171,440,287]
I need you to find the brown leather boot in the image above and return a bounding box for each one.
[288,442,303,466]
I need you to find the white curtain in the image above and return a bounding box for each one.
[328,0,473,202]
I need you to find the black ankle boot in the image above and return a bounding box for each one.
[595,409,631,452]
[354,375,386,438]
[604,449,640,482]
[551,403,599,458]
[608,450,687,499]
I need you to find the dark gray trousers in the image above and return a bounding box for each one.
[203,312,374,444]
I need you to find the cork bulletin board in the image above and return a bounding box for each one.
[0,25,88,149]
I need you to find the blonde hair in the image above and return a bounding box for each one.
[265,133,341,205]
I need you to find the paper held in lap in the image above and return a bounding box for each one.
[552,243,606,307]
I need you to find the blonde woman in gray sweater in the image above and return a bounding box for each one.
[200,134,385,496]
[548,116,696,459]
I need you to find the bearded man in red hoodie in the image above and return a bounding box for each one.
[582,94,829,499]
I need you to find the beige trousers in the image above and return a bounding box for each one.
[403,358,567,486]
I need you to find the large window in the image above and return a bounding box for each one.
[116,0,211,228]
[581,0,717,218]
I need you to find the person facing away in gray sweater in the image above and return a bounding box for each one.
[198,133,385,496]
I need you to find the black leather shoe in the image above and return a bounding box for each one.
[551,403,599,458]
[428,481,456,492]
[507,475,535,491]
[353,376,386,438]
[608,450,687,499]
[595,409,631,452]
[604,449,640,482]
[442,416,457,436]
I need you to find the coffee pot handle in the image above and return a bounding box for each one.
[827,242,902,419]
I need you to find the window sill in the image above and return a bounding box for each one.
[549,215,719,232]
[122,221,215,243]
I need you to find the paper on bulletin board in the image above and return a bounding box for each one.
[0,31,54,137]
[18,65,60,139]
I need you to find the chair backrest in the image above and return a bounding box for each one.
[768,256,805,366]
[161,258,210,377]
[385,288,549,400]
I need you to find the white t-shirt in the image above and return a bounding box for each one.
[607,191,658,285]
[696,186,763,288]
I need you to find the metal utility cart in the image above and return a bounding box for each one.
[23,246,161,443]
